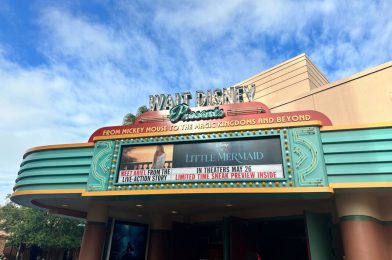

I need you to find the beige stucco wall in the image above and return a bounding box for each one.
[256,58,392,126]
[238,53,329,106]
[239,53,392,126]
[335,192,382,219]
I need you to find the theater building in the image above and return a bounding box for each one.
[12,54,392,260]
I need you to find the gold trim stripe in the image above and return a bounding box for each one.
[11,187,333,198]
[13,183,392,199]
[321,122,392,132]
[11,189,84,197]
[330,182,392,189]
[24,143,94,158]
[81,187,334,196]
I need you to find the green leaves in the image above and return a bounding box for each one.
[0,203,84,249]
[122,105,149,125]
[123,113,136,125]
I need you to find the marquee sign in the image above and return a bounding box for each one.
[116,138,283,185]
[89,102,332,142]
[87,101,332,191]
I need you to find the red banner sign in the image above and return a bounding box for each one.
[89,102,332,142]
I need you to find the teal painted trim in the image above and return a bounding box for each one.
[21,148,93,166]
[328,175,392,183]
[326,162,392,175]
[15,175,88,187]
[322,127,392,185]
[305,212,334,260]
[87,140,115,191]
[17,166,91,180]
[14,183,87,191]
[290,127,328,187]
[14,146,93,193]
[324,151,392,164]
[321,128,392,143]
[322,141,392,154]
[19,157,93,173]
[23,147,93,157]
[340,215,392,226]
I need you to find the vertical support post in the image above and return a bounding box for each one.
[336,192,389,260]
[79,205,108,260]
[148,214,171,260]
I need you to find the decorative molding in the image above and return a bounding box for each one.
[82,186,334,197]
[291,127,326,186]
[340,215,392,225]
[24,142,94,158]
[87,141,114,191]
[321,122,392,132]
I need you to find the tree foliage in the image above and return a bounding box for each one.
[122,113,136,125]
[0,203,84,249]
[122,105,149,125]
[136,105,148,117]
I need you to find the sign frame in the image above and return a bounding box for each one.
[111,130,293,189]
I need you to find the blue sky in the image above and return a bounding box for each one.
[1,0,392,202]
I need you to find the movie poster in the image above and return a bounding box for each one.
[117,137,284,184]
[108,221,149,260]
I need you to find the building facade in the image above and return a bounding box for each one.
[12,54,392,260]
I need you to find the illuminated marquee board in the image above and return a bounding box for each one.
[116,137,283,184]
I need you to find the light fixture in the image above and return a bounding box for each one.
[136,204,143,207]
[171,210,177,214]
[225,204,233,207]
[61,204,69,207]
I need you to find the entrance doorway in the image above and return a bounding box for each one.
[171,217,308,260]
[171,222,224,260]
[171,214,338,260]
[226,217,308,260]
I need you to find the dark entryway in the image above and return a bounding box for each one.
[171,216,310,260]
[171,222,224,260]
[226,217,309,260]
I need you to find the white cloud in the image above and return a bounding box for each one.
[1,0,392,203]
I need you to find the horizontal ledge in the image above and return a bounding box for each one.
[19,164,93,174]
[321,122,392,132]
[330,182,392,189]
[11,189,85,197]
[82,187,334,196]
[13,183,392,197]
[340,215,392,224]
[25,143,94,158]
[21,155,93,167]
